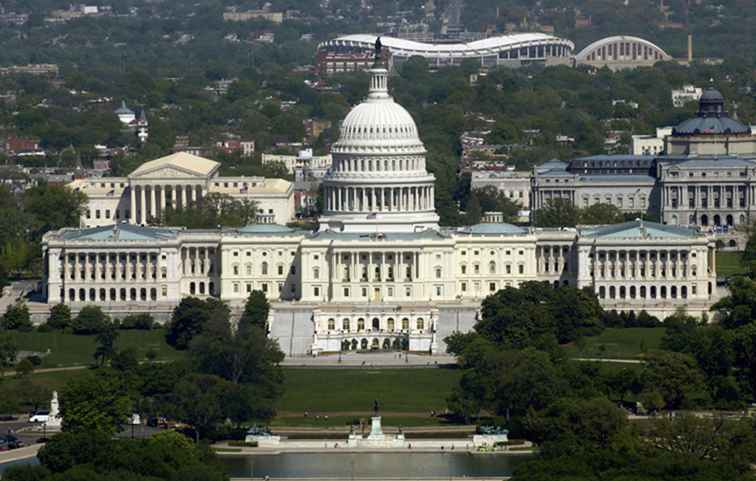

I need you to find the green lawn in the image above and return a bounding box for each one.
[278,368,461,414]
[716,251,746,277]
[9,329,185,367]
[563,327,666,360]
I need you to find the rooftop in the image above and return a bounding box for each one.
[580,220,701,240]
[60,224,181,242]
[130,152,220,178]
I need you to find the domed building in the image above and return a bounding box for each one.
[319,66,439,233]
[666,88,755,156]
[40,63,718,357]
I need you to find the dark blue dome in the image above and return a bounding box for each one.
[672,88,751,136]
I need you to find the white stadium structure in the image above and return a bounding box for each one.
[574,35,672,70]
[317,33,575,72]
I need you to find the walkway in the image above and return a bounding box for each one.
[281,352,456,367]
[0,444,42,464]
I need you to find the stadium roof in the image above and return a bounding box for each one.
[575,35,671,61]
[320,33,574,57]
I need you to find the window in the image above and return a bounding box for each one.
[343,318,350,331]
[313,267,320,279]
[233,283,240,293]
[474,264,480,274]
[357,318,365,331]
[461,264,467,274]
[362,287,368,297]
[417,318,425,330]
[327,318,335,330]
[313,286,320,297]
[518,265,524,274]
[435,267,442,279]
[261,262,268,275]
[261,283,268,293]
[405,286,411,297]
[246,264,252,275]
[435,285,442,296]
[277,265,284,275]
[233,265,239,275]
[343,287,350,297]
[489,282,496,292]
[95,210,101,219]
[461,282,467,292]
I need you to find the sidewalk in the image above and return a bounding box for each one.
[0,443,43,464]
[281,352,456,367]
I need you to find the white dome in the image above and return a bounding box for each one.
[339,100,419,143]
[332,68,425,152]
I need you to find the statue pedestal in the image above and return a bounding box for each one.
[367,416,384,440]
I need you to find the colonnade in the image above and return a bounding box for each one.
[59,251,164,303]
[332,156,424,173]
[591,248,700,279]
[330,250,421,284]
[666,184,747,210]
[324,185,434,213]
[536,245,572,274]
[130,183,206,224]
[179,246,217,276]
[321,314,429,334]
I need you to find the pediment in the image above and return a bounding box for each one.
[130,165,208,179]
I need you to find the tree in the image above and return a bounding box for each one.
[0,333,17,377]
[173,374,233,441]
[156,193,257,228]
[60,372,132,435]
[23,184,87,238]
[579,203,623,225]
[641,352,709,410]
[93,325,119,367]
[15,358,34,378]
[111,348,139,373]
[524,397,628,449]
[47,304,71,330]
[239,290,270,332]
[1,302,32,331]
[166,297,230,349]
[71,305,109,335]
[533,198,579,227]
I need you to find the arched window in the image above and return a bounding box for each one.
[327,318,335,330]
[489,261,496,274]
[416,318,425,331]
[342,318,350,331]
[357,318,365,331]
[435,267,442,279]
[372,318,380,330]
[313,267,320,279]
[246,264,252,275]
[261,262,268,275]
[387,318,395,331]
[460,264,467,274]
[401,318,409,330]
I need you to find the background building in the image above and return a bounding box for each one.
[574,35,672,70]
[317,33,574,73]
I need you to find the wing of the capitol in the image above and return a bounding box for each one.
[42,66,733,357]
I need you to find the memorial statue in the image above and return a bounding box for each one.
[374,36,383,59]
[373,399,380,416]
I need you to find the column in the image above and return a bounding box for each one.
[371,188,376,212]
[130,186,137,223]
[160,185,166,215]
[150,186,157,221]
[139,185,146,224]
[171,185,177,209]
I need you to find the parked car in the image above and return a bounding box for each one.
[28,410,50,423]
[3,435,23,449]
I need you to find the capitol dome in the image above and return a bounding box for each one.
[332,68,425,153]
[319,65,439,233]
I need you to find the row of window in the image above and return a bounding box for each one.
[64,285,167,303]
[325,317,425,332]
[460,262,525,275]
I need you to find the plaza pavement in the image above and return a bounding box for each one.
[280,351,457,367]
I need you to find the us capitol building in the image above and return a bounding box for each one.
[41,65,718,356]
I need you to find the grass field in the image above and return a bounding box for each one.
[270,415,450,427]
[716,251,746,277]
[278,368,461,414]
[563,327,666,360]
[8,329,184,367]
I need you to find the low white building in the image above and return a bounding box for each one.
[470,170,532,208]
[672,85,702,108]
[69,152,295,227]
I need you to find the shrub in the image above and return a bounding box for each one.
[1,302,32,331]
[71,305,109,335]
[47,304,72,330]
[119,313,154,330]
